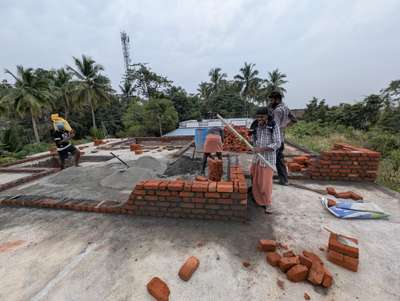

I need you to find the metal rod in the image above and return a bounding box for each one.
[216,114,276,171]
[110,152,130,168]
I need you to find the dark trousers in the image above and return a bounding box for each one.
[276,143,288,183]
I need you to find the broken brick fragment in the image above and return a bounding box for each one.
[179,256,200,281]
[258,239,277,252]
[304,292,311,300]
[350,191,363,200]
[299,255,313,269]
[266,252,281,267]
[287,264,309,282]
[322,267,334,288]
[195,176,208,182]
[326,187,336,196]
[283,250,295,257]
[303,251,323,264]
[279,256,300,272]
[327,250,358,272]
[307,261,325,285]
[147,277,170,301]
[277,278,285,290]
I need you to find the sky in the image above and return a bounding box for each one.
[0,0,399,109]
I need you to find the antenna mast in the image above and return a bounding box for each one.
[120,31,131,75]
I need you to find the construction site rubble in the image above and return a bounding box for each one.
[261,240,334,289]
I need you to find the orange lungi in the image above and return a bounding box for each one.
[203,134,223,153]
[250,163,273,206]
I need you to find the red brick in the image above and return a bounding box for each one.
[326,187,337,196]
[184,182,192,191]
[216,198,233,205]
[328,233,359,258]
[350,191,363,200]
[144,180,161,190]
[279,256,300,272]
[327,250,358,272]
[266,252,281,267]
[208,181,217,192]
[287,264,309,282]
[144,195,158,201]
[135,181,146,189]
[159,181,169,190]
[180,192,194,197]
[192,181,208,192]
[205,192,220,198]
[303,251,323,264]
[133,189,146,196]
[307,261,325,285]
[304,292,311,300]
[258,239,277,252]
[147,277,170,301]
[299,255,313,269]
[322,267,334,288]
[217,182,233,193]
[168,181,184,191]
[283,250,295,257]
[195,176,208,182]
[179,256,200,281]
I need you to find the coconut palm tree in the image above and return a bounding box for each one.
[234,62,260,117]
[67,55,112,129]
[208,67,227,94]
[119,79,135,103]
[264,68,288,97]
[1,66,52,143]
[53,68,74,119]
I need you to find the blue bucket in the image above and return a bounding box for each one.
[194,128,208,151]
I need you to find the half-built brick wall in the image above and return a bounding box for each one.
[306,143,380,182]
[126,165,248,221]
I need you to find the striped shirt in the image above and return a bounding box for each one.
[252,123,282,168]
[270,102,291,142]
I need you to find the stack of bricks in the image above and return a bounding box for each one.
[130,143,143,155]
[287,155,311,172]
[93,139,105,146]
[306,143,380,181]
[327,232,359,272]
[261,240,333,288]
[208,158,223,181]
[126,165,248,221]
[223,126,250,152]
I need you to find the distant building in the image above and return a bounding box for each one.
[164,118,253,137]
[291,109,306,120]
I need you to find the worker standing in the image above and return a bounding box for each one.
[268,91,297,185]
[201,127,224,175]
[251,107,281,214]
[51,116,80,169]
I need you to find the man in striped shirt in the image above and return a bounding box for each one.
[269,91,297,185]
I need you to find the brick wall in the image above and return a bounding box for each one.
[125,165,248,221]
[306,143,380,182]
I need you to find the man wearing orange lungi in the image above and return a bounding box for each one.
[201,127,224,175]
[251,107,282,214]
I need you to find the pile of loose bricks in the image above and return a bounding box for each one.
[130,143,143,155]
[287,155,311,172]
[223,126,250,152]
[259,239,334,288]
[126,165,248,221]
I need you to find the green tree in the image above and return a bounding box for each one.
[264,68,288,97]
[1,66,52,143]
[234,62,260,117]
[208,68,227,95]
[53,68,74,119]
[167,86,201,121]
[127,63,171,99]
[143,98,178,136]
[303,97,329,122]
[67,55,113,129]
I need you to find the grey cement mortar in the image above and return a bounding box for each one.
[0,180,399,300]
[0,156,169,202]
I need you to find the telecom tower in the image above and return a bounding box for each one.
[120,31,131,75]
